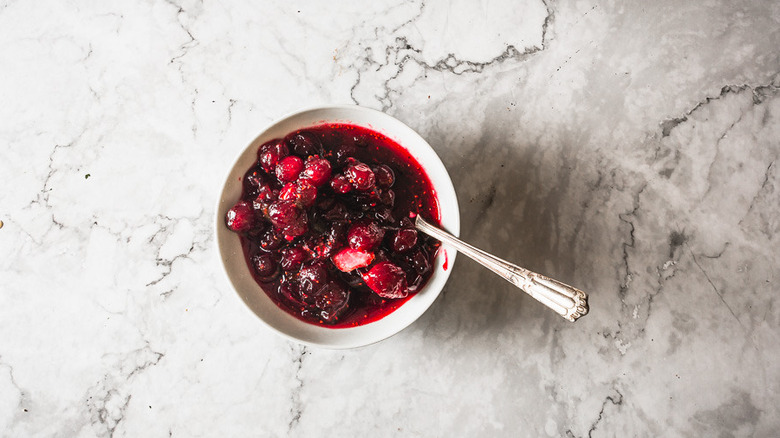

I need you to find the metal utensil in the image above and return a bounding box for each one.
[415,215,589,321]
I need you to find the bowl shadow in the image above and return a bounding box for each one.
[406,112,610,349]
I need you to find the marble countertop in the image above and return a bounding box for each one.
[2,0,779,436]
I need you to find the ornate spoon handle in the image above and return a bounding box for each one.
[415,216,589,322]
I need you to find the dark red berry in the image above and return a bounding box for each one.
[278,280,306,307]
[345,161,375,191]
[372,207,394,223]
[315,282,350,322]
[225,201,254,232]
[392,228,418,253]
[295,179,317,208]
[254,183,276,205]
[362,261,408,299]
[259,140,289,174]
[279,180,317,208]
[379,189,395,207]
[268,200,308,237]
[278,182,298,201]
[373,165,395,188]
[347,220,385,251]
[411,249,431,275]
[298,260,329,297]
[276,156,304,183]
[251,253,278,278]
[280,246,308,272]
[333,143,357,167]
[243,166,266,198]
[323,202,349,222]
[302,156,332,187]
[330,174,352,194]
[287,132,322,157]
[258,229,284,251]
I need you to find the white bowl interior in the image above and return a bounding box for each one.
[216,106,460,349]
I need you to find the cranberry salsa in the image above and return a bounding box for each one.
[225,123,441,328]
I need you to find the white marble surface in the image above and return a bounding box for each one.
[1,0,779,436]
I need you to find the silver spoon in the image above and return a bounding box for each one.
[415,215,589,322]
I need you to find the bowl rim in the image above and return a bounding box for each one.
[214,104,460,349]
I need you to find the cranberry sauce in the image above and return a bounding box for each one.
[226,123,441,328]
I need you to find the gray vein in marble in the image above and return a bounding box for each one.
[688,246,744,332]
[143,214,212,298]
[287,345,306,433]
[164,0,198,66]
[348,0,554,110]
[85,345,164,437]
[162,0,201,138]
[585,388,623,438]
[0,357,28,429]
[617,183,646,301]
[742,161,776,224]
[660,78,780,138]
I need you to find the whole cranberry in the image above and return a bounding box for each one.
[373,165,395,188]
[392,228,418,253]
[302,156,332,187]
[298,260,329,297]
[372,207,394,224]
[259,140,289,174]
[278,182,298,201]
[330,174,352,194]
[276,156,304,183]
[411,249,431,275]
[287,132,322,157]
[379,189,395,207]
[332,143,357,167]
[279,280,305,307]
[225,201,254,232]
[243,166,266,198]
[295,179,317,208]
[315,282,350,322]
[268,200,308,237]
[280,246,308,272]
[279,180,317,208]
[254,183,276,205]
[345,161,375,191]
[361,261,408,299]
[251,253,278,278]
[347,220,385,251]
[258,229,284,251]
[328,222,348,246]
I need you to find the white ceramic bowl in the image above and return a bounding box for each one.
[215,105,460,349]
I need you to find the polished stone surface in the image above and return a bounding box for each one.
[1,0,779,436]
